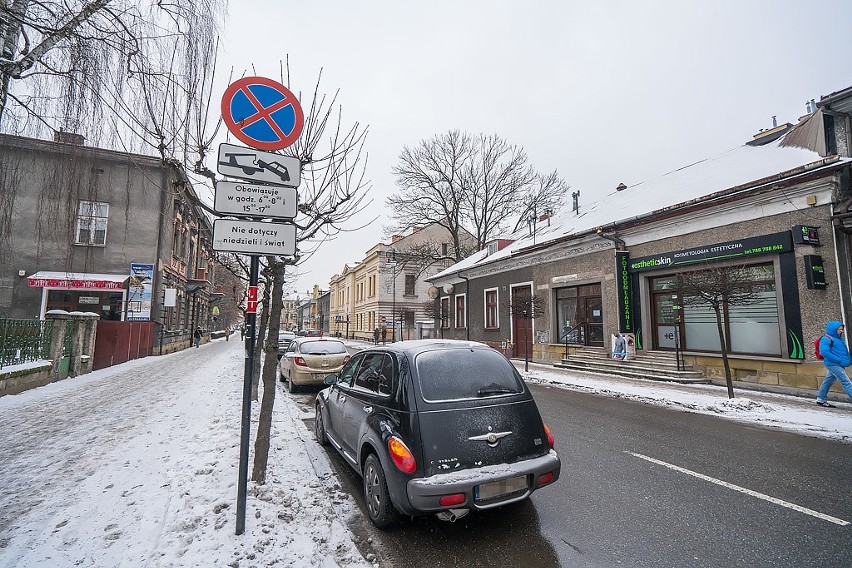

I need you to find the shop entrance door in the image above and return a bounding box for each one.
[652,290,684,351]
[580,296,604,346]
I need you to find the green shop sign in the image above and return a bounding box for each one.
[628,231,794,273]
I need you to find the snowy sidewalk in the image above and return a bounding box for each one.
[0,339,370,568]
[516,360,852,444]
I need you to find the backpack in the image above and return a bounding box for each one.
[814,334,833,361]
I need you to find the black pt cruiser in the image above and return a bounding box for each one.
[315,339,561,528]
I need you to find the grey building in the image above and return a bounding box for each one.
[429,86,852,395]
[0,132,215,352]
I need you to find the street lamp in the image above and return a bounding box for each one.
[384,249,398,343]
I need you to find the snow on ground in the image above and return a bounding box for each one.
[0,338,850,568]
[516,361,852,444]
[0,339,370,568]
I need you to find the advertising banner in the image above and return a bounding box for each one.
[127,263,154,321]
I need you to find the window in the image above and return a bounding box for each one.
[354,353,394,396]
[416,348,523,402]
[404,274,416,296]
[441,297,450,328]
[442,243,449,256]
[455,294,466,328]
[484,288,499,329]
[75,201,109,245]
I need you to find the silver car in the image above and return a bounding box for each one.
[278,337,349,393]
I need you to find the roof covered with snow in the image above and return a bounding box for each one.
[430,140,849,281]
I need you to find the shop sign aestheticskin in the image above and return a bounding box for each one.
[803,255,827,289]
[628,231,794,273]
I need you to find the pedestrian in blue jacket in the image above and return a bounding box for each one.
[816,321,852,407]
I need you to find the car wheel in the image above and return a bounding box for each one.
[363,454,398,529]
[287,373,299,393]
[314,404,328,446]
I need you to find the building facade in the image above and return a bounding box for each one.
[429,87,852,395]
[328,223,473,342]
[0,133,214,352]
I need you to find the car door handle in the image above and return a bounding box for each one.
[363,405,372,413]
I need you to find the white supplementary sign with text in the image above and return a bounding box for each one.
[214,181,297,219]
[212,219,297,256]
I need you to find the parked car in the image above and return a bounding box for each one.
[277,331,296,359]
[278,337,349,393]
[314,339,560,528]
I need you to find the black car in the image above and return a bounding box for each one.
[315,339,560,528]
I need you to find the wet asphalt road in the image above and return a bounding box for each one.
[294,379,852,567]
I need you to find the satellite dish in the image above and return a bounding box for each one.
[442,283,454,294]
[427,286,439,299]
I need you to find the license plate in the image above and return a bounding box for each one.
[475,476,528,501]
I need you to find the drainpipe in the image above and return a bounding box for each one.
[459,273,470,341]
[830,203,849,343]
[596,228,626,250]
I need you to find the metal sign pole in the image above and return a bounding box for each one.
[236,255,259,535]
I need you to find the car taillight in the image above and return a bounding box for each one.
[536,471,555,487]
[439,493,466,507]
[543,422,555,448]
[342,355,350,365]
[387,436,417,474]
[294,357,307,367]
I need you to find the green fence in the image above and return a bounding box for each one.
[0,319,54,369]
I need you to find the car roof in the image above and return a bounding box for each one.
[293,336,341,343]
[364,339,490,357]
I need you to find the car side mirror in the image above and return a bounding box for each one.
[324,374,338,385]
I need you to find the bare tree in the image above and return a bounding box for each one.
[677,265,767,399]
[1,0,223,163]
[189,66,372,485]
[389,130,570,258]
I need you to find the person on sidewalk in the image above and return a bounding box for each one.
[193,327,202,348]
[373,327,380,345]
[816,321,852,408]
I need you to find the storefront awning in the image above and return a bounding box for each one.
[27,271,128,290]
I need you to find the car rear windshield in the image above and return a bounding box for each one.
[415,348,523,401]
[299,340,347,355]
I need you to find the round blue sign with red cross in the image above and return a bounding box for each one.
[221,76,305,151]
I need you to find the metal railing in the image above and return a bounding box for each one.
[0,319,54,369]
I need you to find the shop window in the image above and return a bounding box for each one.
[667,263,782,356]
[75,201,109,246]
[484,288,499,329]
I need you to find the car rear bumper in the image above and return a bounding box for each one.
[404,450,560,513]
[291,368,341,386]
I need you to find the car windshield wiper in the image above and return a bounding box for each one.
[477,386,516,396]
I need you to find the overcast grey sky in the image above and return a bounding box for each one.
[212,0,852,295]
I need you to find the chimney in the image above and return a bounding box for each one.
[772,115,777,128]
[616,182,627,192]
[53,128,85,145]
[391,235,403,244]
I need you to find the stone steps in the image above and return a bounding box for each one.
[554,347,709,384]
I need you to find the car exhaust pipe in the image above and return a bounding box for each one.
[435,508,470,522]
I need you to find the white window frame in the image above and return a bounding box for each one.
[75,201,109,246]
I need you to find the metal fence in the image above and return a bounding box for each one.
[0,319,53,369]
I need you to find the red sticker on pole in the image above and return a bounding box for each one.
[246,286,258,314]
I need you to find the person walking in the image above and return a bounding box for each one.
[373,327,380,345]
[816,320,852,407]
[381,326,387,345]
[193,327,202,348]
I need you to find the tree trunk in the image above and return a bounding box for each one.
[714,304,734,399]
[251,270,271,401]
[252,258,285,484]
